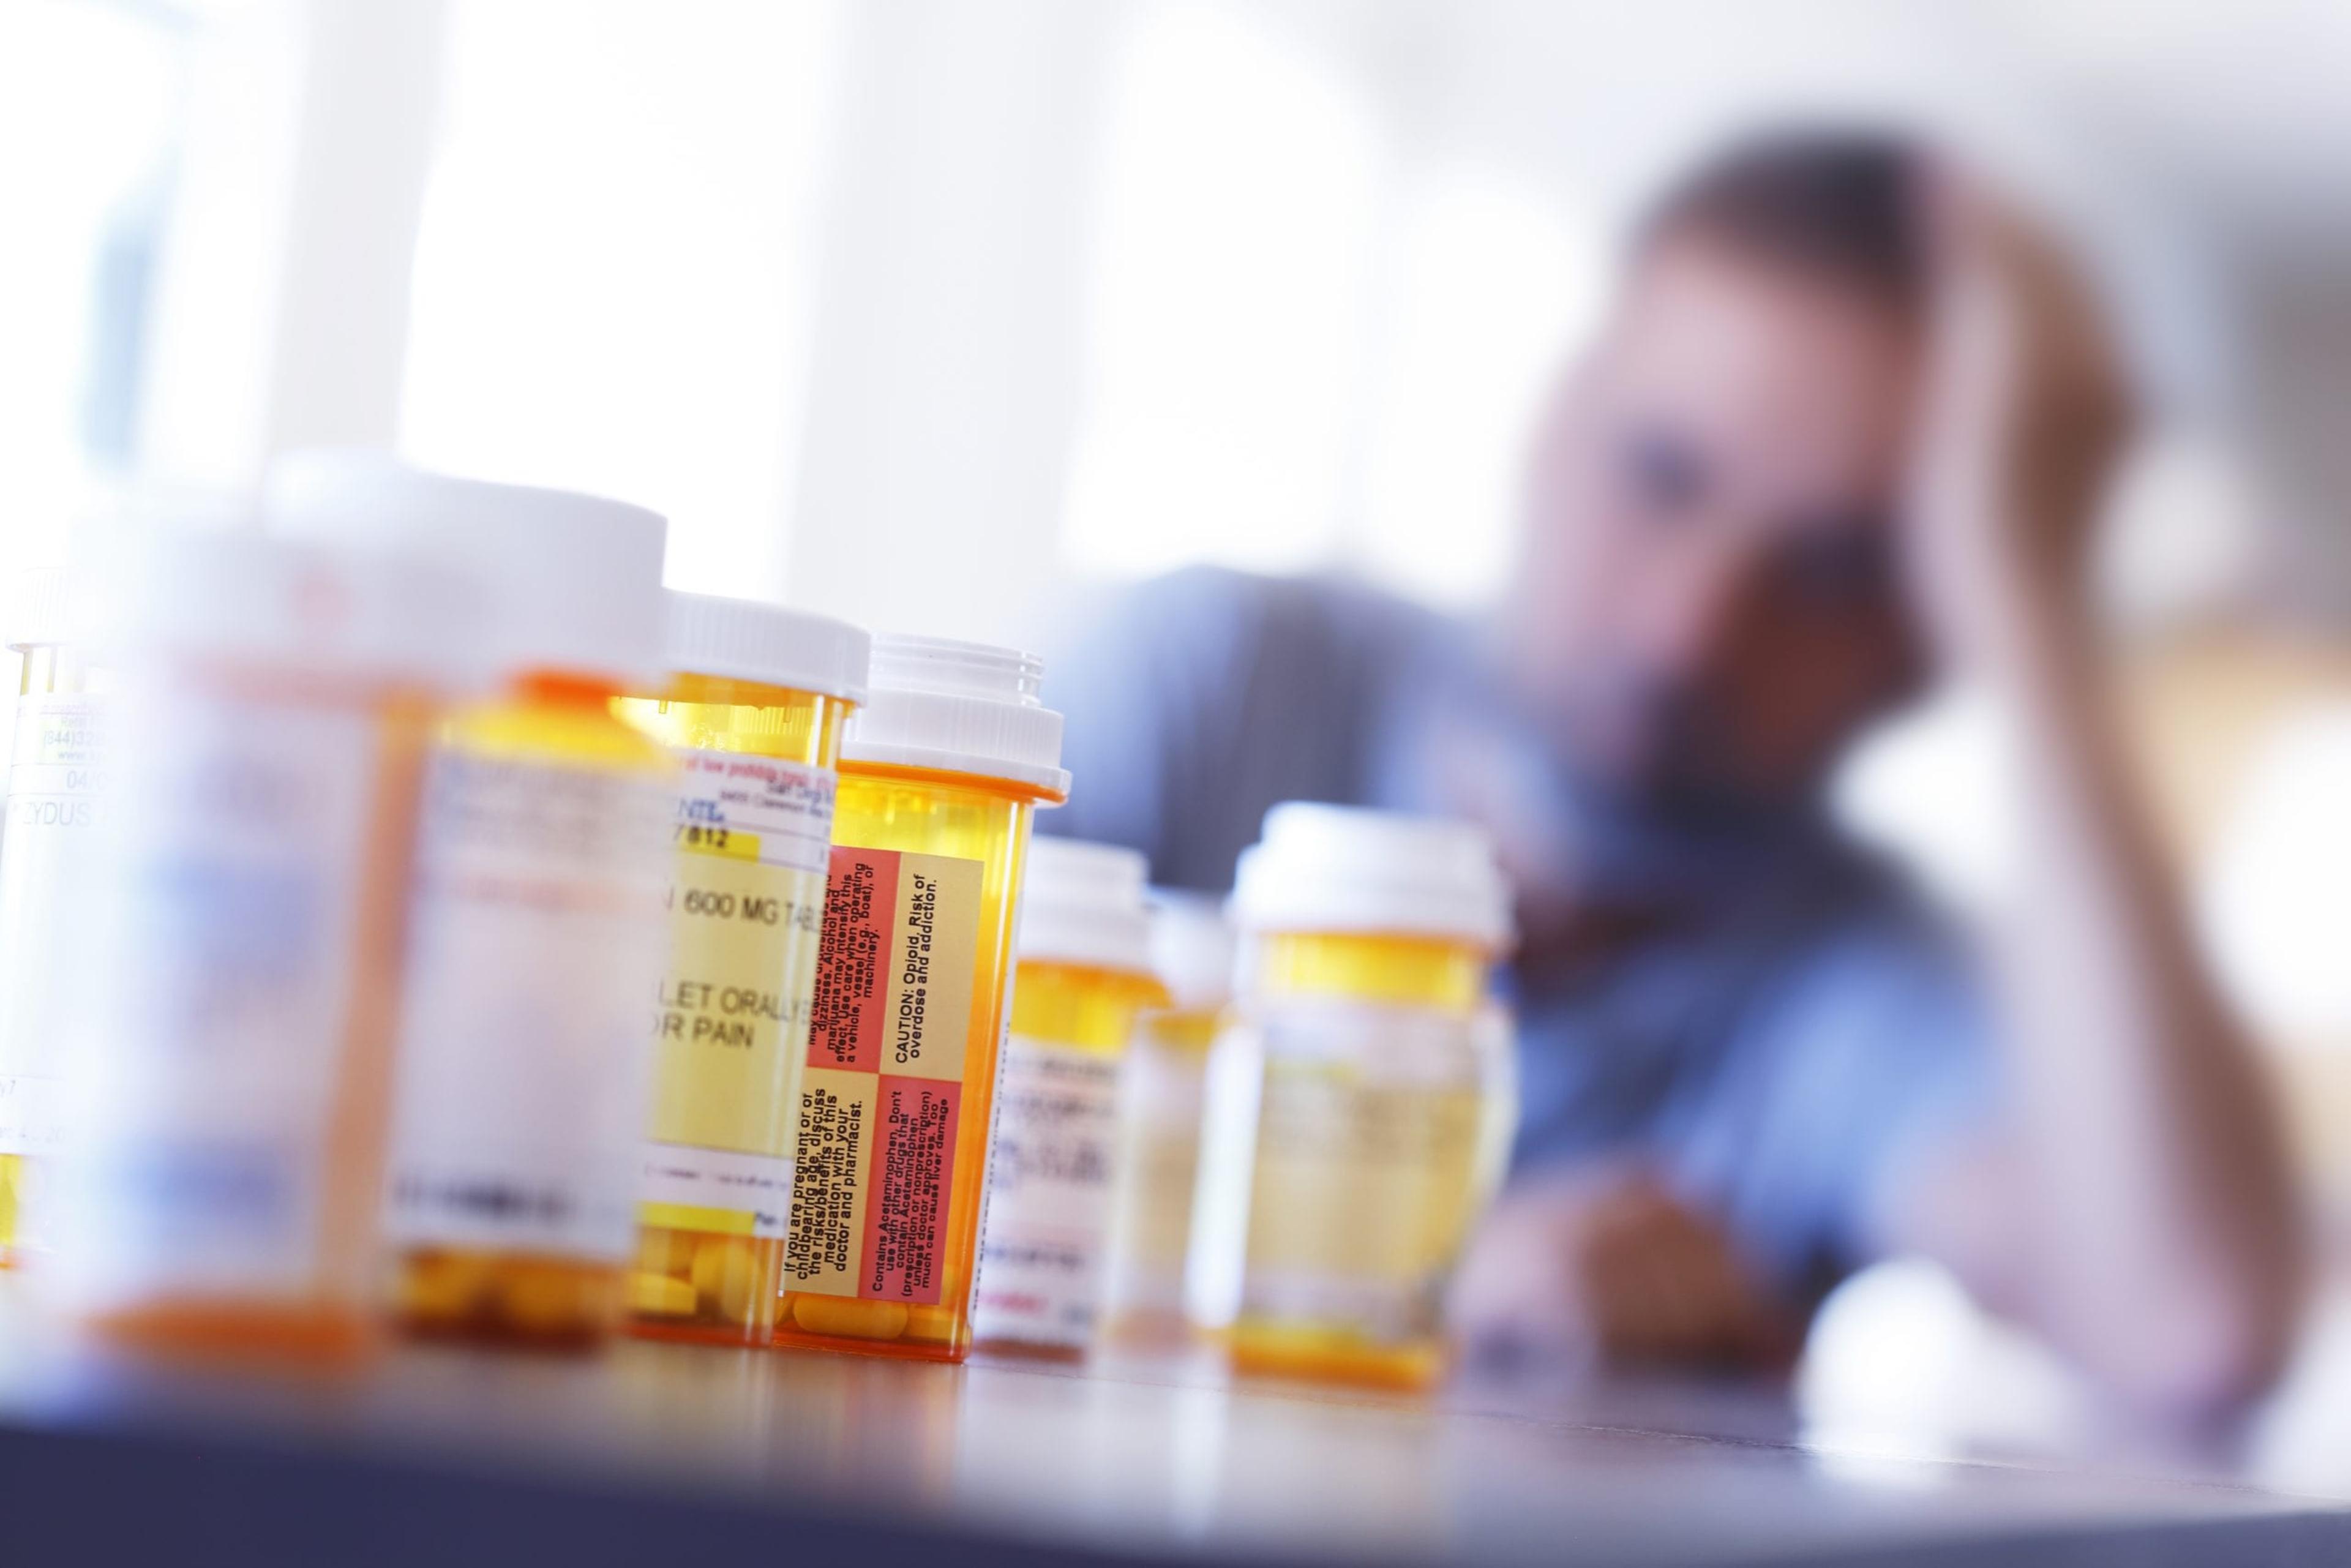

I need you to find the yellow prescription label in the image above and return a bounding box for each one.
[1231,1001,1510,1347]
[786,846,983,1303]
[640,748,836,1240]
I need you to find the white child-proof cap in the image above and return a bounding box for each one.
[841,634,1070,797]
[1019,836,1153,976]
[664,591,871,706]
[1230,801,1514,951]
[263,450,667,689]
[68,525,484,688]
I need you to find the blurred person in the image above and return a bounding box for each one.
[1045,130,2303,1415]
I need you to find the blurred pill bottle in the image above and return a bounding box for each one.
[267,456,673,1350]
[0,569,103,1267]
[972,837,1163,1357]
[1195,803,1516,1390]
[1100,891,1234,1344]
[774,635,1067,1362]
[612,592,869,1346]
[48,527,477,1363]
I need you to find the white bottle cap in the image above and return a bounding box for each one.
[841,634,1070,797]
[69,525,484,688]
[664,591,871,706]
[4,568,67,651]
[1231,801,1513,950]
[1019,836,1153,975]
[263,450,666,689]
[1147,890,1237,1012]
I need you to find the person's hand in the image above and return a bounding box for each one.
[1904,167,2135,671]
[1448,1165,1799,1372]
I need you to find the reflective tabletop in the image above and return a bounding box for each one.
[4,1274,2350,1566]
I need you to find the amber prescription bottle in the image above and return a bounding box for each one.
[614,592,869,1346]
[1100,891,1234,1344]
[774,635,1068,1362]
[0,568,100,1267]
[48,527,476,1362]
[973,837,1164,1356]
[1196,803,1516,1390]
[267,456,673,1350]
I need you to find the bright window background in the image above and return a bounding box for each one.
[398,0,843,597]
[1355,165,1602,602]
[1062,5,1605,606]
[0,0,186,568]
[1061,6,1382,581]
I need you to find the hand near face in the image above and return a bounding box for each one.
[1448,1166,1800,1372]
[1905,168,2135,666]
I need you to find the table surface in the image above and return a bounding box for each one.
[4,1276,2351,1568]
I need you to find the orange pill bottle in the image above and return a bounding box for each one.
[774,636,1067,1362]
[1100,891,1234,1345]
[268,457,674,1350]
[1196,804,1517,1390]
[50,527,475,1364]
[973,837,1164,1357]
[615,592,869,1346]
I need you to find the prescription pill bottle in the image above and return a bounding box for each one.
[49,527,476,1362]
[1199,803,1516,1390]
[266,457,673,1350]
[613,592,869,1346]
[1101,891,1234,1344]
[973,837,1163,1357]
[776,636,1068,1363]
[0,569,102,1267]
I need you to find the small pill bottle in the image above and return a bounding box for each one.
[48,527,476,1362]
[0,569,101,1267]
[1100,891,1234,1344]
[266,457,674,1350]
[972,837,1163,1357]
[612,591,870,1346]
[775,635,1068,1362]
[1198,803,1517,1390]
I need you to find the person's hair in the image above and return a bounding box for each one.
[1637,128,1926,312]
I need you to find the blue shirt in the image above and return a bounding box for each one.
[1041,567,1990,1301]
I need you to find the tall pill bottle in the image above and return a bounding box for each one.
[973,837,1163,1357]
[50,528,474,1361]
[775,636,1067,1362]
[1199,803,1516,1390]
[613,592,869,1346]
[266,457,673,1349]
[1100,891,1234,1343]
[0,569,101,1267]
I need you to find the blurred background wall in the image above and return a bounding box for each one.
[7,0,2351,1195]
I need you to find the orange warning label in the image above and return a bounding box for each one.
[789,846,981,1304]
[865,1075,961,1300]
